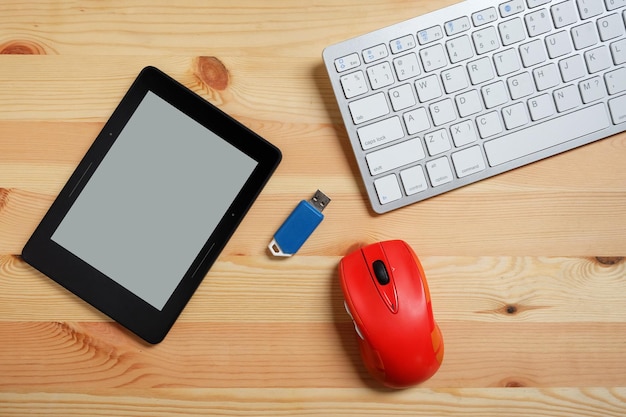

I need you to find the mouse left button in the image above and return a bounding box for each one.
[372,260,390,285]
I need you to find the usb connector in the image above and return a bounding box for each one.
[268,190,331,257]
[308,189,331,212]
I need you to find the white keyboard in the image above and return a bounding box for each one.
[323,0,626,213]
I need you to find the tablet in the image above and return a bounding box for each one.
[22,66,281,344]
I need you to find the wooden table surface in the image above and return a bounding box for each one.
[1,1,625,416]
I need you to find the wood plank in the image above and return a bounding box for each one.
[0,0,460,56]
[2,255,625,324]
[1,387,625,417]
[0,321,625,389]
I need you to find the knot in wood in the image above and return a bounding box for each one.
[0,40,46,54]
[194,56,230,91]
[595,256,624,266]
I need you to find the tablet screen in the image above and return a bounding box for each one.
[51,91,257,310]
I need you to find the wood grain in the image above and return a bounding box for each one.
[1,388,623,417]
[1,0,625,416]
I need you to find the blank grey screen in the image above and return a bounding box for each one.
[52,91,257,310]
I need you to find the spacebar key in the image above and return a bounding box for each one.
[484,104,610,167]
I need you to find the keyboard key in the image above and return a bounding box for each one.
[476,111,504,138]
[507,71,535,99]
[472,7,498,26]
[451,119,479,147]
[363,44,388,63]
[389,84,417,111]
[584,46,612,73]
[572,22,599,50]
[558,54,586,81]
[499,18,527,46]
[415,74,443,102]
[473,26,500,54]
[390,34,417,54]
[417,26,444,45]
[533,63,560,90]
[426,157,454,186]
[374,174,402,204]
[367,62,395,89]
[493,48,522,75]
[610,39,626,64]
[520,39,547,67]
[502,102,529,129]
[482,80,510,108]
[366,138,425,175]
[551,1,579,29]
[605,67,626,95]
[340,71,368,99]
[528,94,556,120]
[605,0,626,11]
[441,65,469,93]
[425,128,452,155]
[499,0,526,18]
[579,76,607,103]
[467,57,495,84]
[576,0,604,19]
[393,53,421,80]
[446,35,474,63]
[451,145,486,177]
[546,30,573,58]
[400,165,428,195]
[455,90,483,117]
[348,92,389,124]
[597,13,625,41]
[444,16,471,36]
[484,103,610,166]
[527,0,551,7]
[608,94,626,124]
[357,116,403,150]
[404,107,431,134]
[420,44,448,71]
[334,53,360,73]
[525,9,553,37]
[430,99,457,126]
[553,84,582,112]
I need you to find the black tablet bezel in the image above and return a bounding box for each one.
[22,66,281,344]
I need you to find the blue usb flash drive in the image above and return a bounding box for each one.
[268,190,331,257]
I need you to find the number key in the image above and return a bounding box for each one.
[340,71,368,99]
[367,62,395,89]
[577,0,604,19]
[393,53,421,80]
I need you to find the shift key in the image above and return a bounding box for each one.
[366,138,425,175]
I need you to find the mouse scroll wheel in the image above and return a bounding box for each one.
[372,260,390,285]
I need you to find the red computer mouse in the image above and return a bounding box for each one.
[339,240,444,388]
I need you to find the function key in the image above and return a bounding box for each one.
[605,0,626,11]
[526,0,551,7]
[417,25,444,45]
[472,7,498,26]
[334,53,361,73]
[499,0,525,17]
[444,16,471,36]
[390,34,417,54]
[374,174,402,205]
[363,44,389,63]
